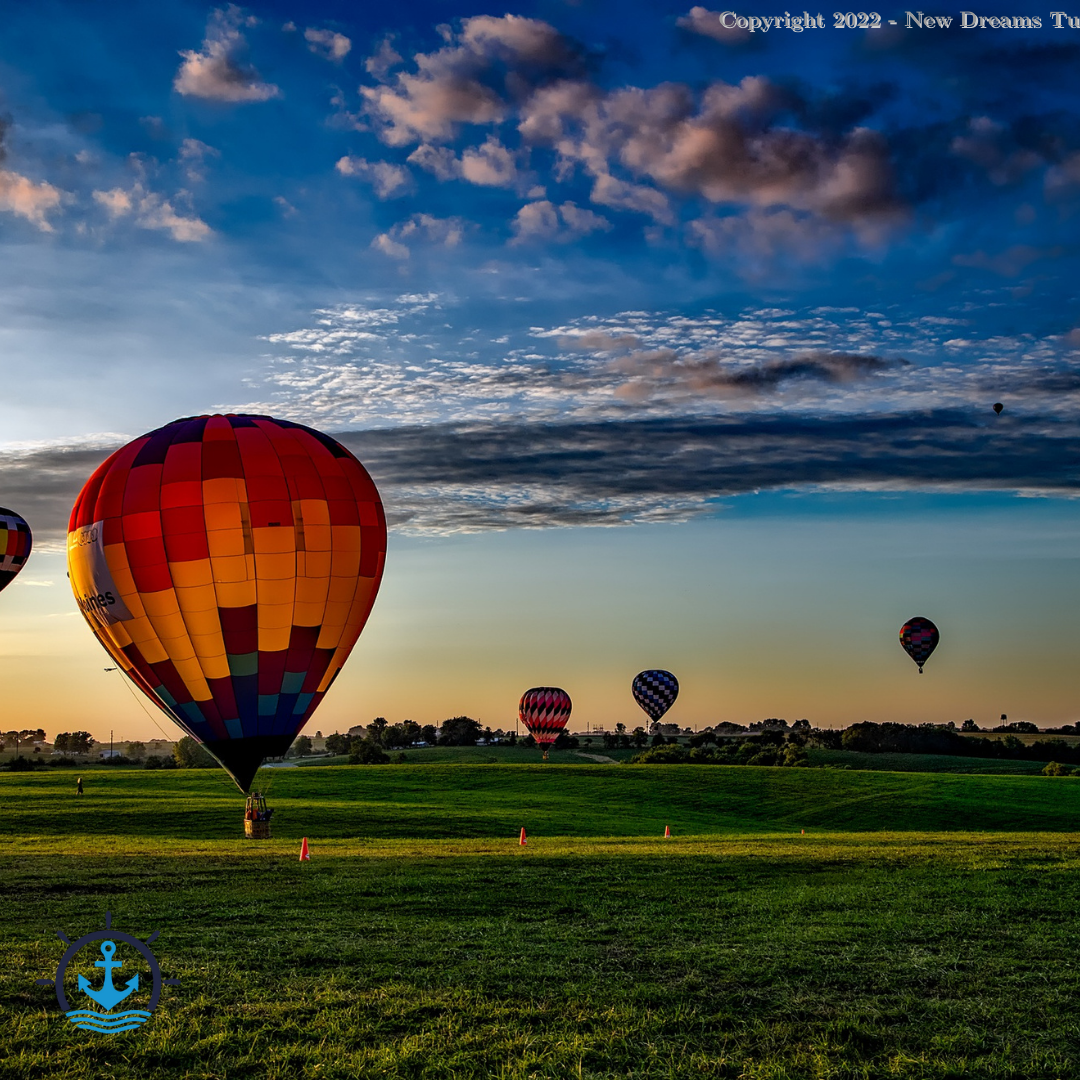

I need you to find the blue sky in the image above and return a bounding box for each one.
[1,2,1079,736]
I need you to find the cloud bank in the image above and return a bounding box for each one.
[8,411,1078,544]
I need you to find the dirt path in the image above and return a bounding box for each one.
[573,751,618,764]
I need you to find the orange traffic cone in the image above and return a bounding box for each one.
[299,837,310,861]
[664,825,671,838]
[519,827,527,846]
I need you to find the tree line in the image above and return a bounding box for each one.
[629,720,1080,768]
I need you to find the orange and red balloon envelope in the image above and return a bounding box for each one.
[67,414,386,791]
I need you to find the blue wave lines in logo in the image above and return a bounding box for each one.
[65,1009,152,1033]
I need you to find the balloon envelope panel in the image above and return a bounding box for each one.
[67,414,386,791]
[0,507,32,594]
[900,616,939,672]
[632,669,679,722]
[519,687,572,747]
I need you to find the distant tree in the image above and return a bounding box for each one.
[615,723,626,736]
[439,716,482,746]
[368,717,389,745]
[632,727,648,748]
[315,731,322,739]
[291,735,313,758]
[505,732,517,746]
[651,732,667,747]
[384,720,421,748]
[806,727,842,749]
[750,718,788,731]
[419,725,439,745]
[792,719,811,732]
[995,721,1039,734]
[349,740,390,765]
[961,719,980,732]
[53,731,96,755]
[715,722,748,735]
[126,741,146,761]
[782,745,809,767]
[173,736,216,768]
[325,733,351,756]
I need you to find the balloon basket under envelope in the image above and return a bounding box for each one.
[243,792,273,839]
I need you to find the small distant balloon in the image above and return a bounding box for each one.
[519,687,572,755]
[993,402,1004,415]
[632,670,679,723]
[900,617,939,674]
[0,507,32,595]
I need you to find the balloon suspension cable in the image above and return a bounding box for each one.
[108,670,177,744]
[108,670,250,795]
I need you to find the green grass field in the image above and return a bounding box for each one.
[2,764,1080,1079]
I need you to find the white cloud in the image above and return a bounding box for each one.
[178,138,219,183]
[336,156,413,198]
[235,297,1080,437]
[460,137,518,187]
[511,199,611,243]
[93,183,212,242]
[372,213,469,258]
[372,232,410,260]
[0,170,63,230]
[365,36,403,80]
[407,144,460,180]
[360,14,582,146]
[305,27,351,62]
[676,6,752,42]
[174,6,281,103]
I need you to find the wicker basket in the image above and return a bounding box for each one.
[243,791,272,839]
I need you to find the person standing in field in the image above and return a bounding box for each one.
[76,776,83,796]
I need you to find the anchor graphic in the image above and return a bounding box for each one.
[77,940,139,1011]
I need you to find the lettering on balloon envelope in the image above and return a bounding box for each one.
[67,521,133,626]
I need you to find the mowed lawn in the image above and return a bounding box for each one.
[2,765,1080,1079]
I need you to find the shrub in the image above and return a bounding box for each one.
[1042,761,1075,777]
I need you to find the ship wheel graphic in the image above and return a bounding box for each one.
[37,911,180,1032]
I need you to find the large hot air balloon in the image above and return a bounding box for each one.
[899,617,939,674]
[0,507,32,594]
[632,669,679,724]
[67,414,386,791]
[519,687,571,759]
